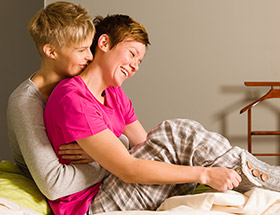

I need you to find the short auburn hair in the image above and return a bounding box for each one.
[91,14,150,55]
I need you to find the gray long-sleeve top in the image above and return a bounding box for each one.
[7,77,108,200]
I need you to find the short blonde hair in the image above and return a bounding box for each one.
[28,1,94,55]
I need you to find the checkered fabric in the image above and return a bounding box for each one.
[89,119,244,214]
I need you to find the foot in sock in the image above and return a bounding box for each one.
[234,150,280,193]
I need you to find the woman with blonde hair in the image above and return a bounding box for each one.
[7,1,106,208]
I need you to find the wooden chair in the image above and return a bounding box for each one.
[240,82,280,156]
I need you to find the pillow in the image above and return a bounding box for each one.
[0,160,51,215]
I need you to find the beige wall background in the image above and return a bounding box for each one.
[3,0,280,169]
[1,0,279,165]
[46,0,280,165]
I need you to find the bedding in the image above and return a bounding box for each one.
[0,161,51,215]
[96,188,280,215]
[1,160,280,215]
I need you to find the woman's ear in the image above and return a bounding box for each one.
[42,44,57,59]
[98,34,110,52]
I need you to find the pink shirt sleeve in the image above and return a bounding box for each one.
[114,87,137,125]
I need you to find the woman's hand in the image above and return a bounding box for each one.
[58,142,95,164]
[201,167,242,191]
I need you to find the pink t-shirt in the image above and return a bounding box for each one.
[44,75,137,215]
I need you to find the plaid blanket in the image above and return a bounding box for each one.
[89,119,243,214]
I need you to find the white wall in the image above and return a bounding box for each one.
[46,0,280,165]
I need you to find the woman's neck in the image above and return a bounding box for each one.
[79,62,107,104]
[31,67,65,100]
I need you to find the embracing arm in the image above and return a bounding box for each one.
[77,129,241,191]
[58,142,95,164]
[7,94,107,200]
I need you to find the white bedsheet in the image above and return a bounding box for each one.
[1,187,280,215]
[96,188,280,215]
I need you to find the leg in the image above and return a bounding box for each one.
[236,150,280,192]
[89,119,236,213]
[89,119,280,213]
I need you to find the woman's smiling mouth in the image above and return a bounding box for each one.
[120,67,128,77]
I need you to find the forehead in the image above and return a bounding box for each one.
[120,39,146,54]
[64,35,93,49]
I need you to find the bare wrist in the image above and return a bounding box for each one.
[198,166,208,184]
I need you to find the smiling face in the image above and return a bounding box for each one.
[101,37,146,87]
[53,36,93,77]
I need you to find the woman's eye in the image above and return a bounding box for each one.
[130,51,135,57]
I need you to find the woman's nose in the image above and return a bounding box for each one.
[130,60,139,72]
[86,48,93,61]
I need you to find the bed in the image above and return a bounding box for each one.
[1,160,280,215]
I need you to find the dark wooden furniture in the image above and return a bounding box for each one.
[240,82,280,156]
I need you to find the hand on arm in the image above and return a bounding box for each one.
[58,142,95,164]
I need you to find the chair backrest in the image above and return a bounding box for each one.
[240,82,280,156]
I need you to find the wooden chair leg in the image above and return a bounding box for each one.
[248,109,252,153]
